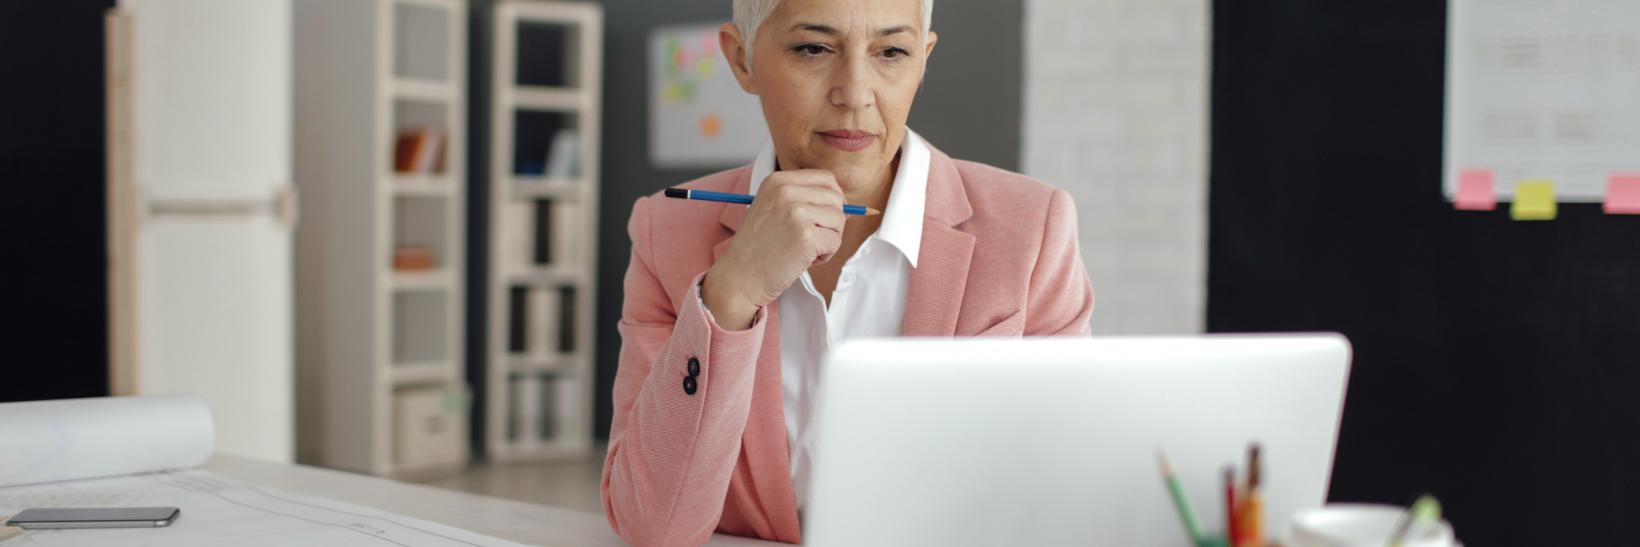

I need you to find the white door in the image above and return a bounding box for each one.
[109,0,295,462]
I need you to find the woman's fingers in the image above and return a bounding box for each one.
[772,181,844,209]
[811,204,845,233]
[767,170,845,207]
[779,169,845,194]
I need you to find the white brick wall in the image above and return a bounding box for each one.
[1022,0,1210,334]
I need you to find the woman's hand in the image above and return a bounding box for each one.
[701,170,846,330]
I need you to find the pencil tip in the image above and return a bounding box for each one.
[867,207,882,216]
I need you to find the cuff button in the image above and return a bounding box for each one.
[683,375,698,395]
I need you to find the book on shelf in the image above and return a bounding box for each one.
[544,129,580,180]
[557,285,576,353]
[507,286,529,354]
[550,200,577,265]
[511,372,547,446]
[552,375,579,441]
[532,200,555,265]
[538,374,559,441]
[512,129,579,180]
[504,202,535,272]
[393,127,446,174]
[526,287,560,358]
[392,245,438,271]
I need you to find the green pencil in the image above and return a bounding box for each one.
[1157,450,1207,545]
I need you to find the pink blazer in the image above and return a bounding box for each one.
[602,145,1095,547]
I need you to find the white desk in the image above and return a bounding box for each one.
[207,455,781,547]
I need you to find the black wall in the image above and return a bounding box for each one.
[1,1,113,403]
[589,0,1024,439]
[1210,3,1640,545]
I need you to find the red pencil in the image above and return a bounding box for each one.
[1223,466,1239,544]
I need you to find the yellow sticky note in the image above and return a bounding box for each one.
[1511,181,1557,221]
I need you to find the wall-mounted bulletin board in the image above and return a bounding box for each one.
[648,23,766,168]
[1210,2,1640,546]
[1444,0,1640,218]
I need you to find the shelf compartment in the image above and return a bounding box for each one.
[506,285,578,355]
[515,20,580,89]
[392,1,452,83]
[510,110,579,179]
[498,198,582,272]
[392,195,451,272]
[392,384,467,472]
[505,371,582,445]
[391,291,450,364]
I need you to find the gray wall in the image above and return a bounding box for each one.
[590,0,1024,438]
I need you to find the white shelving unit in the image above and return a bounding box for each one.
[294,0,470,478]
[487,0,603,462]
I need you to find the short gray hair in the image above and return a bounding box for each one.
[732,0,933,61]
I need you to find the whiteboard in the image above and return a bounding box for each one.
[1444,0,1640,202]
[649,24,768,168]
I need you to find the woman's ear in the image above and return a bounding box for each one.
[923,30,939,61]
[720,22,758,95]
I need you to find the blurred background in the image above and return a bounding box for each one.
[3,1,1638,545]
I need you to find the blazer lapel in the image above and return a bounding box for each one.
[902,148,976,337]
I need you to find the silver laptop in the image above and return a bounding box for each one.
[804,335,1352,546]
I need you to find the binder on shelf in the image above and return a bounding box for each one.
[527,287,560,358]
[558,285,577,353]
[513,372,540,446]
[393,127,446,174]
[544,129,580,180]
[532,200,555,265]
[506,286,529,354]
[552,374,579,441]
[392,245,437,271]
[537,374,558,441]
[551,200,577,265]
[505,202,535,272]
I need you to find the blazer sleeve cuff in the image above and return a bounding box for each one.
[662,272,765,393]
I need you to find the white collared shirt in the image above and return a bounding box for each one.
[746,128,931,519]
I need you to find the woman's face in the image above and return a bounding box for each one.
[723,0,937,193]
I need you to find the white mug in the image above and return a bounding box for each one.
[1284,504,1457,547]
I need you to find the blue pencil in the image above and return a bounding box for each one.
[664,187,881,216]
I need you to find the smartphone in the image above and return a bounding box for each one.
[7,507,180,529]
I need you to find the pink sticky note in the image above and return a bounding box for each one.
[1605,174,1640,215]
[1455,169,1496,211]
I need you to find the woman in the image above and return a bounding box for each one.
[602,0,1094,545]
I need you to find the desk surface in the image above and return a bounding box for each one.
[207,455,780,547]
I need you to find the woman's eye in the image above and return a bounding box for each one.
[793,44,829,56]
[881,47,910,59]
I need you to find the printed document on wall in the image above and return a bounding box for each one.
[1444,0,1640,202]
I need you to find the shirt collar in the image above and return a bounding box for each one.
[746,128,929,268]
